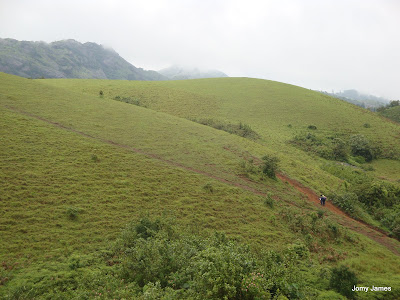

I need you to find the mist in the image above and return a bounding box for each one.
[1,0,399,99]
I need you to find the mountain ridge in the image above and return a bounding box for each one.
[0,38,167,80]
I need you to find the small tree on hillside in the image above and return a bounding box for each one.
[261,155,280,179]
[348,134,377,162]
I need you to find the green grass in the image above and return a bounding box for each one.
[0,106,295,259]
[371,159,400,183]
[1,72,400,298]
[41,77,400,189]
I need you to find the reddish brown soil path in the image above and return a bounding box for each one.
[277,174,400,256]
[4,105,400,256]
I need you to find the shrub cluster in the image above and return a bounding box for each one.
[377,100,400,123]
[1,217,368,299]
[240,155,280,181]
[113,217,305,299]
[261,155,280,179]
[329,265,358,299]
[113,95,147,107]
[191,118,260,140]
[324,162,400,238]
[291,132,382,162]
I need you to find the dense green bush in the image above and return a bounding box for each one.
[261,155,280,179]
[331,138,348,161]
[191,118,260,140]
[291,132,383,162]
[113,217,305,299]
[328,192,358,214]
[377,100,400,123]
[348,134,380,162]
[329,265,357,299]
[66,206,81,220]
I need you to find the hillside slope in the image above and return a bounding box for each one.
[0,38,166,80]
[1,73,400,298]
[44,77,400,185]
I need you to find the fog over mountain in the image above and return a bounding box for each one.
[158,65,228,80]
[0,38,166,80]
[1,1,399,98]
[319,89,389,109]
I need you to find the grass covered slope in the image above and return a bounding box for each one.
[42,77,400,182]
[1,73,400,298]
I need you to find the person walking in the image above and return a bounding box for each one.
[320,194,326,206]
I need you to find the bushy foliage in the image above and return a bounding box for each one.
[278,207,349,245]
[331,138,349,161]
[377,100,400,123]
[328,192,358,214]
[191,118,260,140]
[66,206,81,220]
[113,217,305,299]
[323,162,400,236]
[261,155,280,179]
[348,134,379,162]
[291,132,381,162]
[352,181,400,208]
[329,265,357,299]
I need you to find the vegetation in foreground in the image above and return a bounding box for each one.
[0,217,371,299]
[1,73,400,299]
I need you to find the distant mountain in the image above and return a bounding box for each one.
[0,38,167,80]
[158,65,228,80]
[318,89,388,110]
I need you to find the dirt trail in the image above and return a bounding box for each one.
[5,105,400,256]
[277,174,400,256]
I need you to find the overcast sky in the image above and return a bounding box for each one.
[1,0,399,99]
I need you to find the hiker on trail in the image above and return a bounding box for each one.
[319,194,327,206]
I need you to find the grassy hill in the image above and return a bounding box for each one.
[42,77,400,184]
[1,73,400,299]
[0,38,166,80]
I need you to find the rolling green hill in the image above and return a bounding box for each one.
[42,77,400,183]
[1,72,400,299]
[0,38,166,80]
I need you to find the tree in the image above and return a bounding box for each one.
[261,155,280,179]
[348,134,375,162]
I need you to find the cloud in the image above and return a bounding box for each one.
[0,0,399,98]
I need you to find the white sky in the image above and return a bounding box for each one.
[1,0,399,99]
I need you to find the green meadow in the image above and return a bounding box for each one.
[1,73,400,299]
